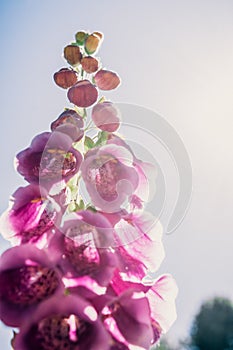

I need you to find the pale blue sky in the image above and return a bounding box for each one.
[1,0,233,348]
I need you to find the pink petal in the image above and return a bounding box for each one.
[147,274,178,333]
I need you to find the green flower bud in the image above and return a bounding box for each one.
[75,31,88,46]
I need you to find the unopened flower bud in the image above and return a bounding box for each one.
[92,101,121,132]
[81,56,99,73]
[84,34,101,55]
[94,69,121,90]
[51,109,84,142]
[75,31,88,45]
[92,31,103,40]
[53,68,78,89]
[64,45,82,66]
[67,80,98,107]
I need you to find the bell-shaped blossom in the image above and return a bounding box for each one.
[92,101,121,132]
[0,184,62,245]
[109,274,178,344]
[69,284,154,349]
[81,144,139,212]
[50,210,118,286]
[107,134,157,209]
[51,109,84,142]
[0,244,63,327]
[102,288,154,349]
[14,292,111,350]
[16,131,82,191]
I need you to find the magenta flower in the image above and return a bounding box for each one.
[0,244,63,327]
[50,109,84,142]
[14,292,111,350]
[102,288,154,349]
[0,184,62,245]
[109,274,178,344]
[16,131,82,190]
[81,144,139,212]
[51,210,118,286]
[67,285,154,349]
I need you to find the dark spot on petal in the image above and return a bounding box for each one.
[87,155,122,201]
[0,266,59,306]
[31,149,77,180]
[26,314,91,350]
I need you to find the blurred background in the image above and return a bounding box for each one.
[0,0,233,349]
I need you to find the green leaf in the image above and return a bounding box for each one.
[84,136,95,150]
[95,131,108,147]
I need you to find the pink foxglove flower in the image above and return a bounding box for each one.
[102,288,154,349]
[107,134,157,209]
[51,210,118,286]
[0,184,62,245]
[109,274,178,345]
[14,292,111,350]
[0,244,63,327]
[16,131,82,191]
[81,144,139,212]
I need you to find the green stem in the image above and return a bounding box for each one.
[84,120,94,131]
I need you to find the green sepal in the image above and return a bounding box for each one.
[86,206,97,212]
[95,131,108,147]
[75,31,89,46]
[84,136,95,151]
[98,96,106,104]
[76,199,85,210]
[64,288,71,296]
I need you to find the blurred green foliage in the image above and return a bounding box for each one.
[151,297,233,350]
[190,297,233,350]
